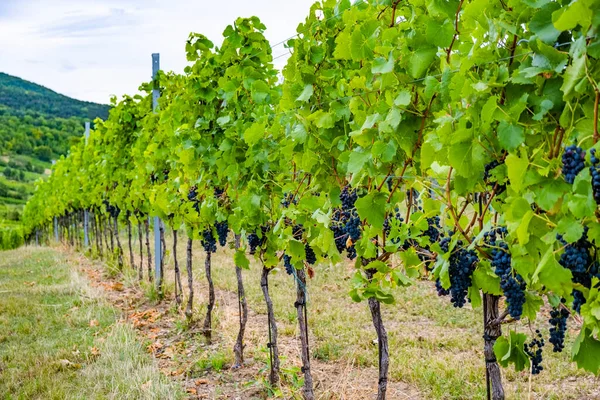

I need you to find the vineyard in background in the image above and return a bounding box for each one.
[0,72,110,249]
[18,0,600,399]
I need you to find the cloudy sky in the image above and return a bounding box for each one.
[0,0,317,104]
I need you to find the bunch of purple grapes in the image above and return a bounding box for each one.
[215,221,228,246]
[329,186,361,260]
[485,227,526,320]
[281,192,297,208]
[524,331,545,375]
[201,228,217,253]
[436,234,479,308]
[483,159,507,194]
[561,145,586,184]
[549,307,569,352]
[188,185,200,212]
[557,228,599,313]
[247,225,269,255]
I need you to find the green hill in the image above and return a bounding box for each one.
[0,73,109,120]
[0,72,110,224]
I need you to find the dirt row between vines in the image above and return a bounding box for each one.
[67,249,422,399]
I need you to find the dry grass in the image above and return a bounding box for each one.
[0,246,183,400]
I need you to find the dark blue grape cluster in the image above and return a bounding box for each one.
[188,185,200,212]
[201,228,217,253]
[423,216,441,244]
[247,225,269,255]
[383,208,402,239]
[485,227,526,320]
[329,186,361,260]
[573,290,587,314]
[435,279,450,296]
[215,221,228,247]
[549,308,569,352]
[247,233,260,255]
[524,331,545,375]
[561,145,586,184]
[557,228,599,313]
[340,185,357,209]
[283,254,294,275]
[292,224,304,240]
[103,200,120,219]
[386,177,394,191]
[483,159,507,195]
[214,187,224,199]
[305,244,316,265]
[590,149,600,204]
[281,192,297,208]
[437,235,479,308]
[188,186,198,201]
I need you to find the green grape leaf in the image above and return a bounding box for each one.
[572,328,600,375]
[243,123,265,146]
[297,84,314,102]
[473,265,502,295]
[426,18,455,48]
[532,247,573,298]
[529,2,561,44]
[394,91,411,107]
[251,80,270,104]
[372,52,395,74]
[399,247,421,279]
[355,192,387,230]
[498,121,525,151]
[494,331,530,372]
[522,292,544,320]
[409,47,437,79]
[234,249,250,270]
[505,152,528,193]
[347,150,371,175]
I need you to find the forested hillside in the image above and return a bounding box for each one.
[0,72,110,228]
[0,72,110,159]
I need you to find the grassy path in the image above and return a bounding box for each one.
[0,247,182,400]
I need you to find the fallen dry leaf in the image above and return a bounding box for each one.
[90,347,101,356]
[58,359,81,369]
[195,379,209,385]
[186,388,197,395]
[141,380,152,390]
[147,341,163,353]
[89,319,99,327]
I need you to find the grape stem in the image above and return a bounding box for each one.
[386,160,410,203]
[446,167,472,244]
[405,189,413,222]
[331,157,343,186]
[412,95,436,154]
[376,164,395,191]
[456,198,470,220]
[549,125,565,159]
[291,173,310,203]
[446,0,465,63]
[477,185,497,228]
[389,0,401,27]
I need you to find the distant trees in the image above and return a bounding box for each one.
[34,145,52,162]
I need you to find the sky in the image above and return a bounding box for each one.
[0,0,318,104]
